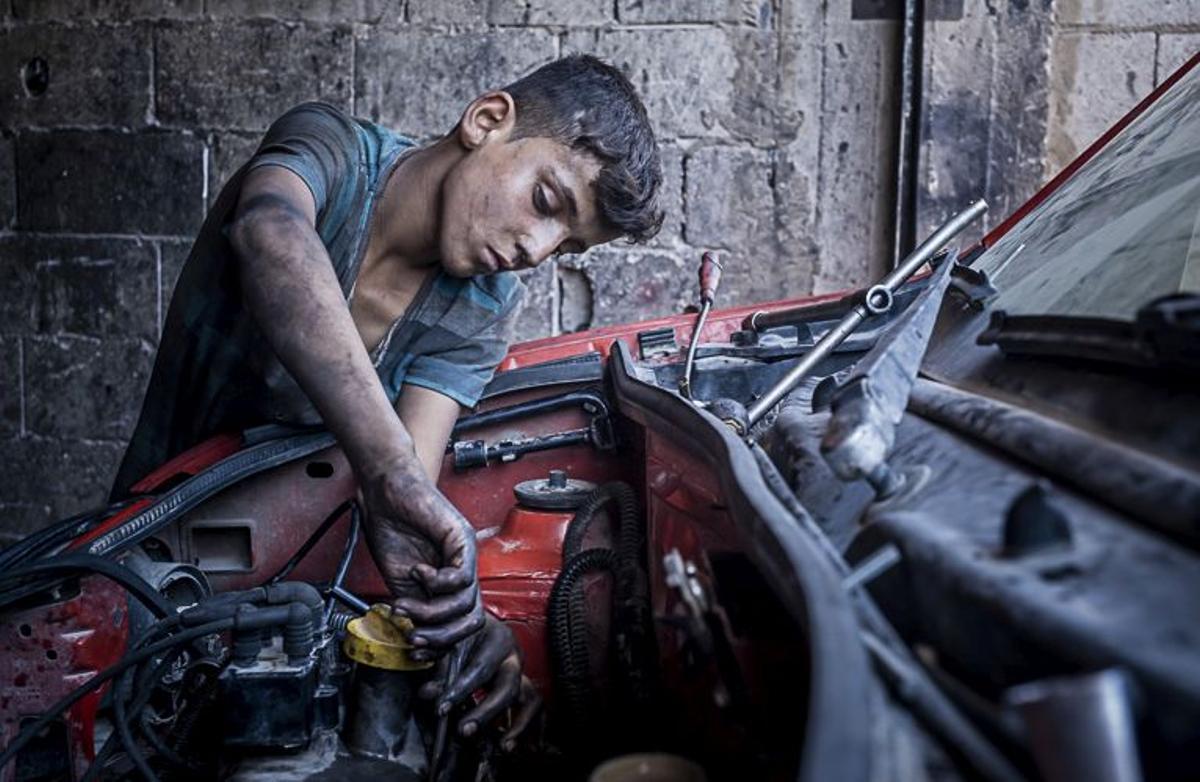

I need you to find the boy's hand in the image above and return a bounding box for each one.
[418,613,541,747]
[360,458,483,650]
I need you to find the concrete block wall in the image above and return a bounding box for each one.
[0,0,1196,538]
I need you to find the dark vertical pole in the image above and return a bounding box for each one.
[892,0,925,267]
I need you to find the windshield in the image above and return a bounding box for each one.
[974,59,1200,321]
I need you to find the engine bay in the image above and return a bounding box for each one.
[2,219,1199,781]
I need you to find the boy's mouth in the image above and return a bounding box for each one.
[484,246,511,272]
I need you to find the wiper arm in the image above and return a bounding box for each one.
[741,200,988,429]
[977,292,1200,373]
[819,250,957,497]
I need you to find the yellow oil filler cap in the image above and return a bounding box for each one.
[342,604,435,671]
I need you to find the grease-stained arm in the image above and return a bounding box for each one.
[229,165,482,648]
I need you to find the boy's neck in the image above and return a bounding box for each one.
[371,135,464,270]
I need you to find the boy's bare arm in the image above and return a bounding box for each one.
[229,166,483,647]
[396,386,461,483]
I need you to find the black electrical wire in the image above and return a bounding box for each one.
[324,502,361,626]
[0,497,146,571]
[547,547,614,729]
[79,602,247,782]
[264,498,355,586]
[82,641,194,782]
[0,618,236,774]
[0,553,173,618]
[113,658,159,782]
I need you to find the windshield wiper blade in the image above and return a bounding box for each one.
[977,293,1200,373]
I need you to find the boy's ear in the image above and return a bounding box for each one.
[457,91,516,149]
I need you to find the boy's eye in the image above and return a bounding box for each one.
[533,185,552,215]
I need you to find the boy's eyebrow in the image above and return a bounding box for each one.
[545,168,578,219]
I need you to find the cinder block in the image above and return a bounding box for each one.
[156,22,353,131]
[24,335,154,441]
[0,135,14,229]
[511,262,556,342]
[0,436,126,531]
[0,338,20,438]
[0,244,36,332]
[561,247,692,328]
[206,0,395,22]
[0,24,151,128]
[158,239,193,327]
[355,29,554,136]
[407,0,488,26]
[16,130,205,235]
[207,132,260,209]
[0,236,160,341]
[684,145,774,253]
[1157,34,1200,84]
[812,10,899,291]
[648,143,684,249]
[1047,32,1156,174]
[617,0,748,25]
[1056,0,1200,28]
[0,500,55,544]
[12,0,202,20]
[572,27,782,143]
[491,0,610,26]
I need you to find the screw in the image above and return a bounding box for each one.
[547,469,567,488]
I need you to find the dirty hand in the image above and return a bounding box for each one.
[419,613,541,748]
[359,457,483,650]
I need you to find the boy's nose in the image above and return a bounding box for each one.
[520,223,568,268]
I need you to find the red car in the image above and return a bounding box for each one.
[1,50,1197,782]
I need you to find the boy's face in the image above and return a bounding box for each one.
[438,100,619,278]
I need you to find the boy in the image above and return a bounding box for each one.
[112,55,663,735]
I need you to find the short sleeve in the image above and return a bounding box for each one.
[404,280,527,408]
[245,102,358,219]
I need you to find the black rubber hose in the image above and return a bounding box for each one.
[547,547,614,727]
[0,553,173,618]
[264,581,326,636]
[562,482,656,723]
[83,633,198,782]
[113,659,159,782]
[562,482,639,559]
[0,619,236,773]
[0,496,145,570]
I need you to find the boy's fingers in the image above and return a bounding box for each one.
[437,626,508,709]
[502,676,542,750]
[391,589,476,624]
[411,562,475,595]
[458,655,522,737]
[410,598,485,649]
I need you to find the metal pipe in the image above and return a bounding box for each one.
[680,252,723,400]
[330,585,370,614]
[892,0,925,267]
[745,200,986,427]
[1007,670,1143,782]
[680,301,712,399]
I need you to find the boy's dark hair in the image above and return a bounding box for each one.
[501,55,663,243]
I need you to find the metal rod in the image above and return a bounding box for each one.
[745,200,987,427]
[680,300,712,399]
[330,585,370,614]
[892,0,925,267]
[843,544,902,592]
